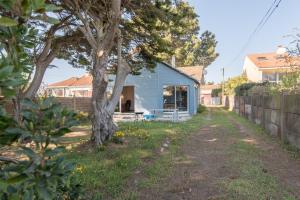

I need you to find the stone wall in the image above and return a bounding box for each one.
[234,94,300,149]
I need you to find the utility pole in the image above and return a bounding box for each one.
[221,67,225,105]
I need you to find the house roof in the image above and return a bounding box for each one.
[161,62,201,84]
[176,65,203,83]
[48,74,92,87]
[247,52,300,69]
[48,62,201,87]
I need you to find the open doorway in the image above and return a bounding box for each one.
[119,86,134,113]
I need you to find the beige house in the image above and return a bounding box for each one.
[46,74,93,97]
[243,46,298,83]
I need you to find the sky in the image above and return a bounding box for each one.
[43,0,300,84]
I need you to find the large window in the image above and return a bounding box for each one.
[262,73,276,82]
[163,85,188,111]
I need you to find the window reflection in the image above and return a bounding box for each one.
[163,85,188,111]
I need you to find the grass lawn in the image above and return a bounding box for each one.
[222,110,298,200]
[61,108,300,200]
[63,114,206,200]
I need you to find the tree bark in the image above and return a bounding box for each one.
[22,63,48,98]
[107,31,131,114]
[90,30,131,145]
[90,58,130,146]
[90,53,117,145]
[85,0,121,146]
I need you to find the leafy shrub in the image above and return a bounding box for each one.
[75,111,90,123]
[211,88,222,97]
[0,2,82,199]
[234,82,261,96]
[197,104,207,113]
[0,98,82,200]
[224,75,248,95]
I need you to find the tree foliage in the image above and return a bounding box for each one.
[0,98,81,200]
[155,2,218,67]
[57,0,216,145]
[0,1,81,199]
[211,88,222,97]
[224,75,248,95]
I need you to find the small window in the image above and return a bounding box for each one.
[257,57,267,61]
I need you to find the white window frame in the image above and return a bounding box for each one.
[163,85,189,112]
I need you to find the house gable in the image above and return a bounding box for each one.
[124,62,199,115]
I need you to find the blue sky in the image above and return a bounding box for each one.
[188,0,300,83]
[43,0,300,84]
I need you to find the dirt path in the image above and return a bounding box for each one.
[140,108,300,200]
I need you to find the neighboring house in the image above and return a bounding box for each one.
[47,62,201,116]
[243,46,299,83]
[46,74,92,97]
[200,84,221,105]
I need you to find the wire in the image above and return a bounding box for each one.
[253,0,279,36]
[227,0,284,66]
[258,0,283,32]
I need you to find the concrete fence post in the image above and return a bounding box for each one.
[280,92,287,142]
[262,95,265,128]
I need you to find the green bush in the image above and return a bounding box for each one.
[212,88,222,97]
[197,104,207,113]
[224,75,248,95]
[0,2,82,199]
[0,98,82,200]
[234,82,258,96]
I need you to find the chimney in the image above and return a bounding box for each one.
[171,55,176,68]
[276,45,286,55]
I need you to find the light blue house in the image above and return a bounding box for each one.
[113,62,201,117]
[47,62,202,120]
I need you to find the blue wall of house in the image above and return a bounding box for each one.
[123,63,199,115]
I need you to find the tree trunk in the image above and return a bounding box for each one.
[107,59,131,114]
[23,63,48,99]
[107,31,131,114]
[90,54,117,146]
[91,105,117,145]
[76,0,121,146]
[12,95,21,123]
[12,62,49,122]
[91,58,131,146]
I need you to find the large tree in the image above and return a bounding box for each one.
[184,31,219,67]
[154,1,218,68]
[0,0,84,121]
[59,0,207,146]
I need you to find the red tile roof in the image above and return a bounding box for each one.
[247,52,300,69]
[49,74,92,87]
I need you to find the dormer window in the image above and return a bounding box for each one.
[257,56,267,61]
[276,55,285,59]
